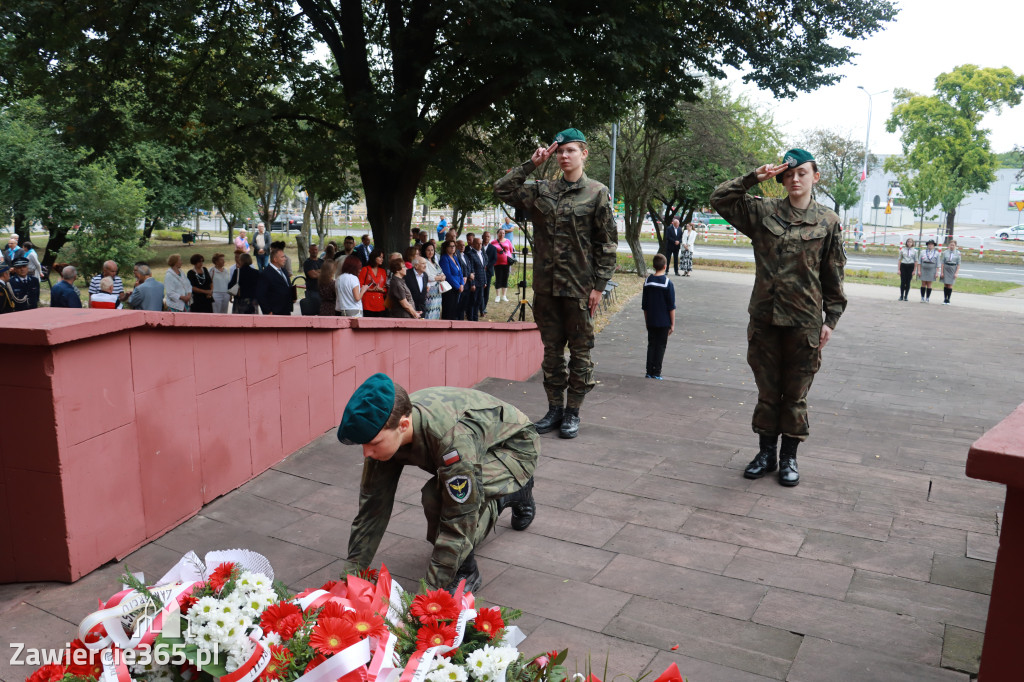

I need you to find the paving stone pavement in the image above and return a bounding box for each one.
[2,270,1020,681]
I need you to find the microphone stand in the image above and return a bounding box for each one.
[506,246,533,322]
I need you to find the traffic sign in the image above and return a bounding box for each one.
[1015,201,1024,211]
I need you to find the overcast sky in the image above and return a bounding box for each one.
[730,0,1024,158]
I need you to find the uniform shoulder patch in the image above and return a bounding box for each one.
[445,475,472,503]
[442,450,460,465]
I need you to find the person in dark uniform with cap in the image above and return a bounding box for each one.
[0,263,25,313]
[493,128,618,439]
[339,373,539,593]
[9,256,39,311]
[710,148,847,487]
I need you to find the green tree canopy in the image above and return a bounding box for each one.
[1,0,898,255]
[886,64,1024,238]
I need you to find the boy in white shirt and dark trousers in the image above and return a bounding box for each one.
[642,253,676,380]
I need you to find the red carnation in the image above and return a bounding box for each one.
[180,593,199,615]
[260,602,305,641]
[357,567,379,582]
[256,644,294,681]
[342,608,387,641]
[472,607,504,640]
[309,617,362,655]
[208,562,236,593]
[64,638,103,679]
[27,664,66,682]
[410,589,458,624]
[415,621,457,652]
[304,654,327,674]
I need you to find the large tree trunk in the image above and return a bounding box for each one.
[13,213,28,242]
[42,220,71,269]
[361,163,422,257]
[945,208,956,243]
[139,216,161,247]
[624,203,647,277]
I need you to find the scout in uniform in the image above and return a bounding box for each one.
[493,128,618,439]
[339,373,538,592]
[710,149,847,486]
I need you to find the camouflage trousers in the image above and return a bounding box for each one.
[533,292,595,409]
[421,440,538,579]
[746,321,822,442]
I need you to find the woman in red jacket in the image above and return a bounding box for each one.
[359,249,389,317]
[491,228,514,302]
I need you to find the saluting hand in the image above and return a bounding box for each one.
[532,142,558,166]
[755,163,789,183]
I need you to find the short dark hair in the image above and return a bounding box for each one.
[189,253,205,265]
[270,247,284,260]
[383,383,412,430]
[341,254,363,276]
[344,235,355,243]
[240,253,253,267]
[653,253,667,271]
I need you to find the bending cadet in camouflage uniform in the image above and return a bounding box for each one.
[338,373,538,592]
[710,148,847,487]
[493,128,618,439]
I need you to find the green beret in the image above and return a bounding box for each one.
[553,128,586,145]
[337,373,396,445]
[782,148,815,169]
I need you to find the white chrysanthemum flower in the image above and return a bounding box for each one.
[465,647,498,681]
[427,659,469,682]
[261,631,282,646]
[191,596,220,621]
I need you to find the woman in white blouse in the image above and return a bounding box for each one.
[210,253,232,313]
[681,223,698,276]
[163,253,193,311]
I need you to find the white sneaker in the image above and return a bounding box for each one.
[502,295,509,302]
[495,295,501,303]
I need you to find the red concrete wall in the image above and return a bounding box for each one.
[0,309,543,583]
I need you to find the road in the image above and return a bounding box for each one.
[623,242,1024,286]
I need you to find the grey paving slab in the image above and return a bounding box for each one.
[787,637,969,682]
[483,566,631,631]
[930,553,996,595]
[602,523,740,574]
[604,596,801,680]
[680,510,807,556]
[940,624,983,677]
[516,618,659,680]
[752,588,945,665]
[571,489,695,532]
[845,570,990,632]
[966,530,999,562]
[475,529,616,582]
[0,602,80,682]
[796,529,935,580]
[498,503,626,548]
[722,547,855,601]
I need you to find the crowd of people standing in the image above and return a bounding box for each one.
[896,237,962,304]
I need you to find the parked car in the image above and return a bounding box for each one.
[271,217,303,231]
[994,224,1024,240]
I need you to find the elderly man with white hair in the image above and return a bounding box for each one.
[129,264,165,311]
[88,260,127,303]
[50,265,82,308]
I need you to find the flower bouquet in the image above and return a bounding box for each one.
[22,550,685,682]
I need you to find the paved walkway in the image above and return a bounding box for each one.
[3,271,1020,681]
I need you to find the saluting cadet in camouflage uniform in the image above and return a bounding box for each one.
[339,373,538,592]
[710,148,847,487]
[493,128,618,439]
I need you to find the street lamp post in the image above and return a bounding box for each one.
[856,86,888,236]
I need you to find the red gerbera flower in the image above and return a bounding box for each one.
[320,580,340,592]
[260,602,305,641]
[208,562,236,593]
[410,589,458,624]
[342,608,387,641]
[64,638,103,679]
[256,644,294,681]
[27,664,66,682]
[357,567,379,582]
[318,600,347,620]
[309,617,361,655]
[180,593,199,615]
[472,607,504,640]
[415,621,457,652]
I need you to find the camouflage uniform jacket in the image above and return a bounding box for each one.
[347,387,538,589]
[494,161,618,298]
[710,171,847,329]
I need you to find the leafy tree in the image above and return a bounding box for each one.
[887,65,1024,239]
[1,0,898,257]
[64,162,149,276]
[884,156,947,244]
[800,129,873,213]
[207,177,258,242]
[830,167,861,226]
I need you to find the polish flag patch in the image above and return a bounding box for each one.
[443,450,461,465]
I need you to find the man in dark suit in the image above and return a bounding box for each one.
[664,218,683,276]
[257,247,293,315]
[465,237,487,320]
[355,234,373,267]
[482,230,497,315]
[405,256,430,315]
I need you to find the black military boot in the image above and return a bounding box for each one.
[778,436,800,487]
[559,407,580,439]
[743,434,778,479]
[446,552,482,594]
[498,477,536,530]
[534,404,564,434]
